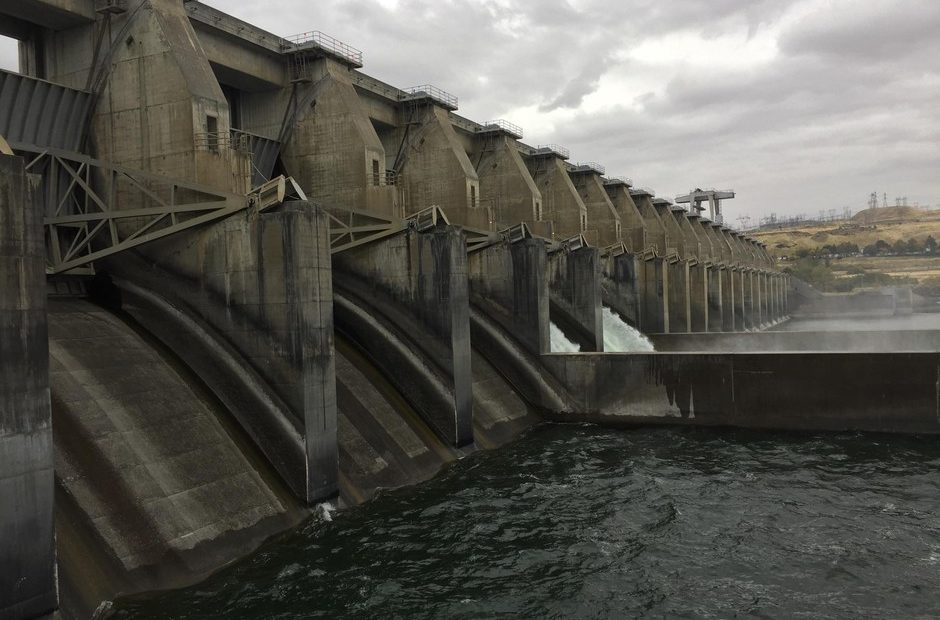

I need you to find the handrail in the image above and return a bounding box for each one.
[401,85,458,109]
[534,144,570,159]
[284,31,364,66]
[481,119,523,138]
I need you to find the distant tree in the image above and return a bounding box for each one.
[893,239,908,255]
[927,235,938,253]
[862,244,879,257]
[906,238,922,254]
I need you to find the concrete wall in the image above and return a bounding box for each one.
[543,352,940,435]
[0,155,57,620]
[109,202,337,503]
[525,155,586,240]
[392,105,482,227]
[280,58,399,218]
[634,194,668,255]
[602,251,641,327]
[548,246,603,351]
[332,225,473,447]
[667,259,690,333]
[571,172,621,247]
[473,134,543,230]
[605,184,646,252]
[639,257,668,333]
[51,0,249,196]
[468,237,549,356]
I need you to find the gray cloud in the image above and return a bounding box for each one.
[4,0,925,222]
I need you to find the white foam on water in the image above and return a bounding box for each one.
[316,501,336,522]
[550,322,581,352]
[602,306,655,352]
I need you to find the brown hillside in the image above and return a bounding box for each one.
[852,206,928,224]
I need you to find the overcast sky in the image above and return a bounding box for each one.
[2,0,937,225]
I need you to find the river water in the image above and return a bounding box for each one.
[112,425,940,619]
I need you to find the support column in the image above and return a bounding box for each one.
[640,256,668,334]
[708,266,724,332]
[334,225,473,447]
[742,269,755,330]
[667,259,691,333]
[602,251,641,328]
[548,246,603,351]
[690,262,708,332]
[468,237,549,356]
[0,155,57,619]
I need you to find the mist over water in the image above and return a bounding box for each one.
[113,426,940,619]
[775,314,940,333]
[602,306,655,352]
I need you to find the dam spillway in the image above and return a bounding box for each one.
[0,2,934,619]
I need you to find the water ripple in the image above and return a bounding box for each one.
[113,426,940,619]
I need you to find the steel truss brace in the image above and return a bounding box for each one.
[11,143,295,275]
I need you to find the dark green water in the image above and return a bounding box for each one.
[113,425,940,619]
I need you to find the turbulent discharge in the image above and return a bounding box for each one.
[602,306,655,352]
[549,321,580,352]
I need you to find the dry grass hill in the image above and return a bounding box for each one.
[753,206,940,294]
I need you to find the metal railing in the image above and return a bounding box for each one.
[603,176,633,187]
[284,31,364,66]
[401,85,458,109]
[534,144,570,159]
[571,161,606,175]
[481,119,523,138]
[194,131,245,153]
[629,186,656,197]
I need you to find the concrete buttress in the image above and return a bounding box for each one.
[472,134,544,231]
[0,155,57,620]
[525,154,586,240]
[332,225,474,447]
[570,170,621,247]
[279,58,400,218]
[109,202,338,503]
[386,104,482,227]
[548,245,604,351]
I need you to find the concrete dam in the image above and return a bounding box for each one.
[1,1,937,618]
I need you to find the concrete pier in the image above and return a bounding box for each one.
[0,155,57,620]
[468,236,549,356]
[525,152,586,240]
[474,133,543,231]
[333,224,473,447]
[570,166,621,247]
[601,248,641,329]
[548,244,603,351]
[112,202,338,503]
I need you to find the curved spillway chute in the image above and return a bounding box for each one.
[468,306,569,413]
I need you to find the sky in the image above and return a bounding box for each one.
[2,0,937,226]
